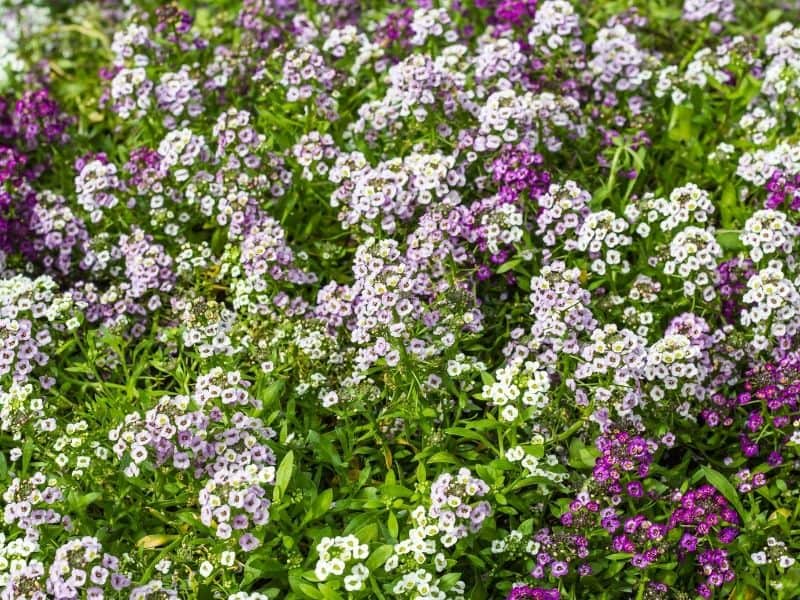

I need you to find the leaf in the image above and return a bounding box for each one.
[496,259,521,274]
[366,545,394,571]
[702,467,746,519]
[387,511,399,539]
[444,427,498,453]
[716,229,743,251]
[273,451,295,503]
[305,489,333,523]
[719,182,743,229]
[21,437,34,477]
[260,380,284,409]
[136,534,179,549]
[318,583,344,600]
[416,461,426,483]
[424,451,460,464]
[71,492,102,511]
[380,484,413,498]
[568,439,599,470]
[438,573,463,591]
[668,105,694,142]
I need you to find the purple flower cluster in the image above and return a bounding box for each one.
[0,88,70,259]
[506,584,560,600]
[592,427,655,497]
[12,89,71,150]
[765,168,800,211]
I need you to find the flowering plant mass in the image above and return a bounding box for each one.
[1,0,800,598]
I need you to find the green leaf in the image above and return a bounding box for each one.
[568,439,599,470]
[261,380,284,409]
[305,488,333,523]
[318,583,344,600]
[21,437,34,477]
[387,511,399,539]
[496,259,521,274]
[273,451,295,503]
[137,534,179,549]
[438,573,463,591]
[444,427,498,453]
[366,545,394,571]
[668,105,694,142]
[702,466,746,519]
[716,229,743,251]
[416,461,426,483]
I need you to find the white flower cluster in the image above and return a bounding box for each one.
[52,419,104,479]
[751,538,797,569]
[576,324,646,384]
[292,131,338,181]
[410,8,455,46]
[110,67,153,120]
[280,46,337,103]
[741,262,800,346]
[762,23,800,113]
[589,23,655,103]
[640,183,714,232]
[351,54,465,135]
[576,210,633,275]
[657,37,753,106]
[481,202,524,255]
[322,25,384,76]
[620,303,656,338]
[75,160,120,222]
[663,226,722,300]
[528,261,595,352]
[427,469,491,547]
[477,89,585,151]
[739,106,779,146]
[741,209,797,263]
[385,468,490,596]
[391,569,466,600]
[628,274,662,304]
[156,66,201,120]
[0,531,39,588]
[535,180,590,250]
[682,0,735,24]
[471,37,526,86]
[110,23,151,66]
[505,445,566,483]
[173,297,240,357]
[737,142,800,187]
[314,535,370,592]
[386,505,447,569]
[491,529,540,556]
[0,4,50,90]
[332,152,458,234]
[0,382,45,436]
[644,334,704,402]
[157,128,210,175]
[482,358,550,422]
[528,0,582,54]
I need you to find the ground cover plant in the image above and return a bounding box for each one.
[4,0,800,598]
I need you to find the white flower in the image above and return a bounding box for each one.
[779,555,796,568]
[199,561,214,578]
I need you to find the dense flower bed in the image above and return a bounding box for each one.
[1,0,800,598]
